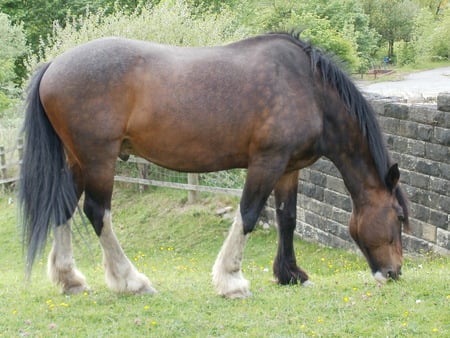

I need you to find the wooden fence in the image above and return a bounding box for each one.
[114,156,243,201]
[0,139,23,188]
[0,140,243,199]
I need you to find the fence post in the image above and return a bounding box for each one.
[0,146,6,181]
[187,173,199,203]
[17,138,23,163]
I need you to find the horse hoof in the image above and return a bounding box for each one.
[301,280,314,287]
[62,284,91,295]
[134,284,158,295]
[223,289,252,299]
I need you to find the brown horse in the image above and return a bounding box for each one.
[20,32,409,298]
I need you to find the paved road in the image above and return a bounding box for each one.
[357,66,450,101]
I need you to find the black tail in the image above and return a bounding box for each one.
[19,63,78,277]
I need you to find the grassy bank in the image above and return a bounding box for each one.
[0,187,448,337]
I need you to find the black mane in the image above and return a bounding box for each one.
[273,32,390,186]
[273,32,409,226]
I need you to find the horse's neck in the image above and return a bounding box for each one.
[322,109,383,207]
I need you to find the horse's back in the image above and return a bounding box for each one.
[38,35,322,172]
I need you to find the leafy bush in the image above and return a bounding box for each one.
[400,7,450,65]
[0,12,27,116]
[28,0,248,70]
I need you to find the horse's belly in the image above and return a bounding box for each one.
[124,132,249,172]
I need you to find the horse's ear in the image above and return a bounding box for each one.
[385,163,400,190]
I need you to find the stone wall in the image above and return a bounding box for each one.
[266,95,449,255]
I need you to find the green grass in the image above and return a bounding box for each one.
[0,187,448,337]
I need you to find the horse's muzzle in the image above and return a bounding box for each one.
[387,267,402,280]
[373,267,402,283]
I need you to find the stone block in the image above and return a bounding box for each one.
[402,233,433,253]
[384,102,409,119]
[323,189,352,212]
[309,171,327,187]
[406,138,425,157]
[429,176,449,195]
[407,171,429,190]
[437,92,450,112]
[379,116,400,134]
[407,216,424,237]
[439,163,450,181]
[425,143,449,163]
[436,228,449,250]
[325,175,347,195]
[433,127,450,146]
[410,202,430,223]
[409,105,446,126]
[416,159,441,176]
[331,206,350,225]
[368,99,387,116]
[397,120,418,138]
[430,209,448,230]
[438,194,450,215]
[421,223,437,242]
[298,181,324,201]
[392,135,408,152]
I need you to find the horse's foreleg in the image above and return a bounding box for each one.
[212,207,251,298]
[213,161,285,298]
[273,171,310,285]
[48,222,90,294]
[99,210,157,294]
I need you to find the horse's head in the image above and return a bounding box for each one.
[349,164,409,283]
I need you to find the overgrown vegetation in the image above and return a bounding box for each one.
[0,0,448,120]
[0,187,448,336]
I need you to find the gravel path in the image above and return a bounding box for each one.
[357,66,450,101]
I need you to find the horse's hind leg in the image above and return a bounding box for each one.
[47,164,90,294]
[272,171,310,285]
[98,209,156,294]
[48,221,90,294]
[83,165,156,294]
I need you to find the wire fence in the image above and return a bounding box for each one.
[0,138,245,197]
[115,156,245,199]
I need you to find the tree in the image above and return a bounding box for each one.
[0,12,27,115]
[0,1,150,52]
[412,6,450,61]
[0,0,155,83]
[363,0,419,58]
[243,0,379,72]
[28,0,247,69]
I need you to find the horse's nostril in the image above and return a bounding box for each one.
[387,269,400,279]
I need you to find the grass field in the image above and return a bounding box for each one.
[0,186,448,337]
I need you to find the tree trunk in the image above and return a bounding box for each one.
[388,40,394,59]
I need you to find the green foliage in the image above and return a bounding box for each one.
[0,12,27,116]
[2,0,450,82]
[28,0,248,70]
[396,6,450,65]
[421,8,450,60]
[0,0,151,52]
[242,0,378,72]
[364,0,420,58]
